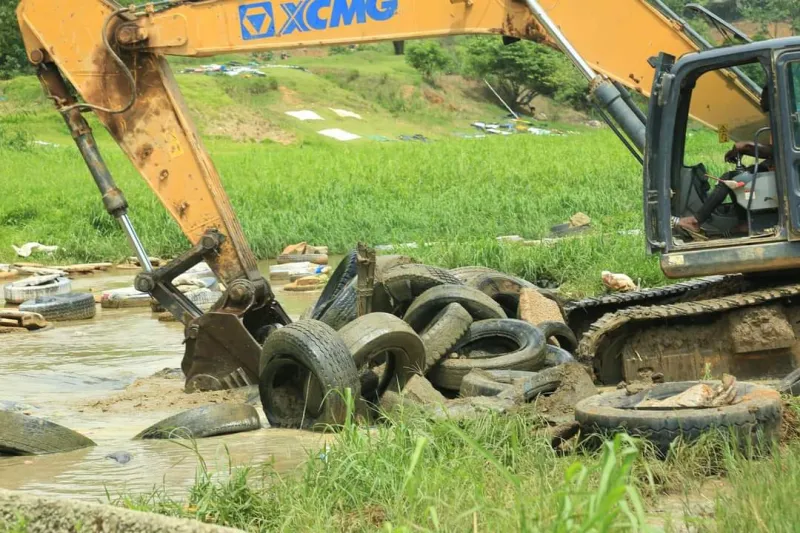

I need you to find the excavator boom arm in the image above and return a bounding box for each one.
[13,0,766,390]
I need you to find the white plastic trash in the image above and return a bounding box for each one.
[318,128,360,141]
[285,110,324,121]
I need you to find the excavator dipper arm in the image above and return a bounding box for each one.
[14,0,764,391]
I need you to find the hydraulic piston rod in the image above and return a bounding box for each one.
[523,0,647,152]
[37,65,153,272]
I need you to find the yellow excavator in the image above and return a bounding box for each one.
[14,0,800,389]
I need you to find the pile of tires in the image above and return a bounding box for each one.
[258,254,579,431]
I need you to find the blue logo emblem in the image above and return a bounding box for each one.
[239,2,276,40]
[239,0,398,41]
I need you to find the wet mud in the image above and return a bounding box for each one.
[0,261,329,500]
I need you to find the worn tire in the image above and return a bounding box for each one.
[575,381,782,455]
[278,254,328,265]
[459,369,520,398]
[542,345,577,369]
[539,321,578,353]
[380,264,462,309]
[0,411,96,455]
[403,285,506,332]
[318,278,357,330]
[259,320,360,430]
[338,313,426,399]
[515,365,564,401]
[134,404,260,440]
[19,293,96,321]
[466,272,535,317]
[778,368,800,396]
[450,266,497,283]
[4,275,71,305]
[310,250,358,319]
[419,303,473,371]
[428,319,546,391]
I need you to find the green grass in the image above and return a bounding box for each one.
[0,114,727,295]
[103,400,800,533]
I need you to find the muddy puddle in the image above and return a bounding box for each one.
[0,260,330,501]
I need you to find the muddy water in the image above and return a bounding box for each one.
[0,261,330,501]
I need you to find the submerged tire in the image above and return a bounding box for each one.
[575,381,782,455]
[466,272,535,317]
[311,250,358,319]
[4,275,71,305]
[19,293,96,321]
[134,404,260,440]
[403,285,506,332]
[259,320,360,430]
[338,313,426,398]
[419,303,473,371]
[0,411,96,455]
[428,319,546,391]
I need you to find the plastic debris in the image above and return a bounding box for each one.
[318,128,360,141]
[638,374,738,408]
[12,242,59,258]
[286,110,324,121]
[569,212,591,228]
[329,108,362,119]
[601,271,637,293]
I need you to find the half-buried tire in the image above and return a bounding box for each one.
[134,404,260,440]
[259,320,360,430]
[4,275,71,305]
[19,293,96,321]
[575,381,782,455]
[419,303,473,371]
[0,411,96,455]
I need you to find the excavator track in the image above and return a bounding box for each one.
[579,283,800,384]
[564,275,750,338]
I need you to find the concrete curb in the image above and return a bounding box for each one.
[0,489,242,532]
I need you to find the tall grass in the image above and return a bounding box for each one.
[113,410,660,532]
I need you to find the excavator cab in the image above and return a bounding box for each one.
[646,37,800,279]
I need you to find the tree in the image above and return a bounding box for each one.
[740,0,800,36]
[0,0,29,79]
[405,41,451,83]
[464,38,573,112]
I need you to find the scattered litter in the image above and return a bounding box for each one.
[569,212,591,228]
[368,135,394,142]
[284,274,329,292]
[100,287,151,309]
[12,242,59,258]
[281,243,328,255]
[105,451,133,464]
[33,140,60,148]
[318,128,360,141]
[497,235,524,243]
[528,127,553,136]
[329,108,362,119]
[586,120,604,128]
[398,134,429,142]
[638,374,738,408]
[270,262,329,281]
[601,271,637,293]
[285,110,324,121]
[0,309,48,332]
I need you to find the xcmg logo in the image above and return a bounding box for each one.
[239,0,398,40]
